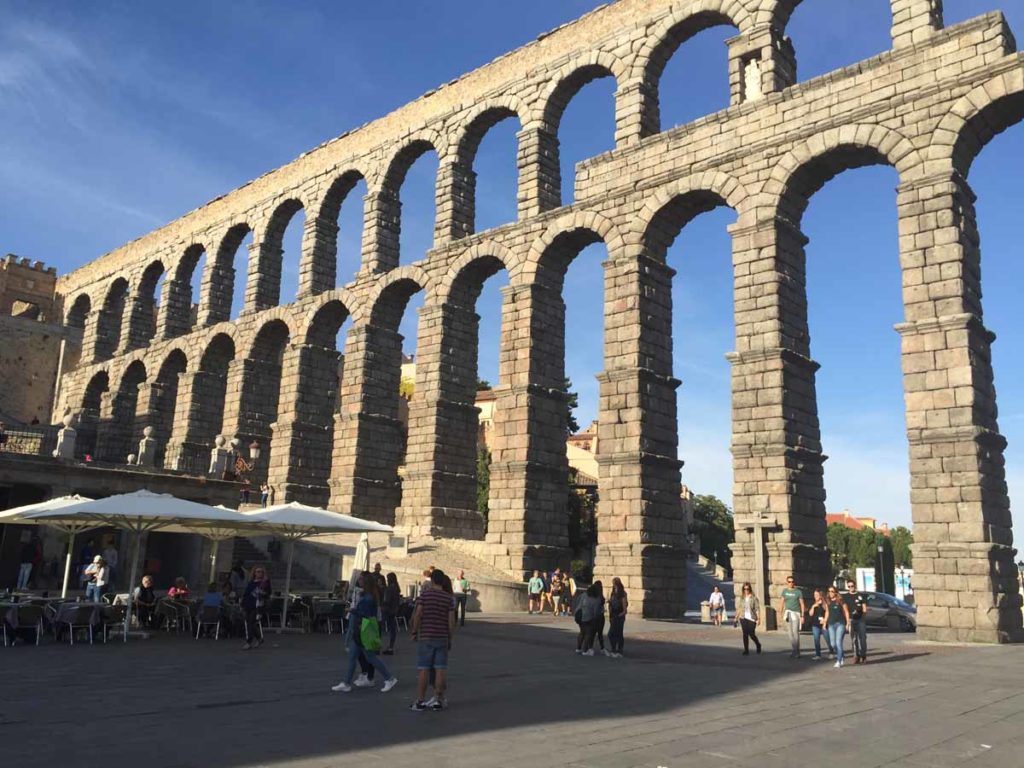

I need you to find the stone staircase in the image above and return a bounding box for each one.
[230,536,330,593]
[686,558,734,613]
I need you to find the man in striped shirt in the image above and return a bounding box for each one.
[410,569,455,711]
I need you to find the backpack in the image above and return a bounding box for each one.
[360,616,382,652]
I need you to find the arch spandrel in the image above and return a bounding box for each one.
[538,50,627,134]
[521,208,626,286]
[435,241,521,307]
[294,287,362,343]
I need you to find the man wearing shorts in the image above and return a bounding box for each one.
[527,570,544,614]
[549,568,564,617]
[410,569,455,711]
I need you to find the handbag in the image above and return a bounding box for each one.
[360,616,382,652]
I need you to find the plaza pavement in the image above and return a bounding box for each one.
[2,613,1022,768]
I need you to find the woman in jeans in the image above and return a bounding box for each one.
[806,588,833,660]
[733,582,762,655]
[607,577,628,657]
[332,573,398,693]
[825,586,852,668]
[381,572,401,655]
[575,581,604,656]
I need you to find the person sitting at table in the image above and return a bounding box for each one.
[202,582,223,609]
[220,577,236,602]
[167,577,190,601]
[134,575,158,629]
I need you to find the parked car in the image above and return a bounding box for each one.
[864,591,916,631]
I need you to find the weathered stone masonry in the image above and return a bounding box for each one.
[51,0,1023,639]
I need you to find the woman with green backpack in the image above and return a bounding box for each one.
[332,572,398,693]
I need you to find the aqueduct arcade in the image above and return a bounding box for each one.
[52,0,1024,642]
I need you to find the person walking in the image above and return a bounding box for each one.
[527,570,544,614]
[709,585,726,626]
[779,575,806,659]
[843,579,869,664]
[241,565,271,650]
[806,588,831,660]
[381,572,401,655]
[409,569,455,711]
[734,582,762,656]
[452,569,469,626]
[825,586,852,668]
[607,577,628,657]
[332,572,398,693]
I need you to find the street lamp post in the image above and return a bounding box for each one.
[877,544,885,594]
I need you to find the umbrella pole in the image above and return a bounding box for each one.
[62,530,76,599]
[282,539,295,630]
[123,529,142,642]
[209,539,220,583]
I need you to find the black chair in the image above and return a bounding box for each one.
[267,596,285,628]
[59,605,96,645]
[7,605,44,647]
[99,605,127,643]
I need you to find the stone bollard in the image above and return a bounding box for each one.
[700,601,712,624]
[208,435,230,477]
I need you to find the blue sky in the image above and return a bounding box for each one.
[2,1,1022,537]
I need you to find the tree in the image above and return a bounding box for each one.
[566,467,597,557]
[476,446,491,522]
[399,375,415,400]
[827,523,852,574]
[691,494,734,570]
[476,378,492,391]
[890,526,913,567]
[562,377,580,435]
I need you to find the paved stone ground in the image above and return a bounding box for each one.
[2,614,1022,768]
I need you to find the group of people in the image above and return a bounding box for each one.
[526,566,579,617]
[330,563,459,712]
[720,578,870,667]
[573,578,628,657]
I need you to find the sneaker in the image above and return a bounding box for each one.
[331,681,352,692]
[241,642,251,651]
[601,649,611,657]
[381,677,398,693]
[812,655,822,661]
[834,661,841,669]
[428,696,445,711]
[575,649,582,655]
[582,649,594,657]
[756,646,762,655]
[409,700,429,712]
[612,652,622,658]
[354,675,375,688]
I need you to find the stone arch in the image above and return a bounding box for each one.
[376,130,445,268]
[309,169,367,287]
[204,222,253,324]
[296,287,362,343]
[435,241,521,307]
[65,293,91,329]
[638,170,753,258]
[248,317,292,362]
[630,2,749,138]
[93,277,130,362]
[162,243,206,338]
[539,51,626,133]
[760,123,926,226]
[756,1,941,53]
[932,69,1024,178]
[81,369,110,413]
[125,259,166,350]
[258,196,307,307]
[368,270,428,331]
[451,101,525,235]
[522,209,626,286]
[199,332,236,373]
[237,307,296,361]
[153,348,188,466]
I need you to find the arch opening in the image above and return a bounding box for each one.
[101,360,148,463]
[784,0,892,83]
[550,69,617,206]
[266,198,306,305]
[384,141,439,267]
[319,171,367,287]
[154,349,188,468]
[94,278,129,362]
[77,370,110,460]
[459,108,522,233]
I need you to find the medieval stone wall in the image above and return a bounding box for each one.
[47,0,1024,639]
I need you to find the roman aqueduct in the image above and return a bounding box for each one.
[51,0,1024,641]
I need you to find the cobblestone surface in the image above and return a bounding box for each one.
[3,615,1021,768]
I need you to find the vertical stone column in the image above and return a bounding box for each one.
[516,127,562,218]
[80,309,104,364]
[221,357,281,484]
[94,391,127,463]
[728,216,829,608]
[435,159,476,243]
[891,0,943,48]
[727,25,796,106]
[397,303,485,539]
[76,405,102,460]
[266,342,338,506]
[297,216,338,299]
[132,382,162,452]
[361,190,401,274]
[896,170,1022,643]
[591,252,687,618]
[485,283,570,577]
[159,274,192,339]
[244,238,280,313]
[328,324,405,523]
[166,371,226,474]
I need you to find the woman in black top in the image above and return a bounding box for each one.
[381,572,401,655]
[806,588,832,660]
[134,575,157,629]
[607,577,628,657]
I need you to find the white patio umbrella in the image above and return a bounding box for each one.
[241,502,392,621]
[19,490,258,639]
[0,495,97,598]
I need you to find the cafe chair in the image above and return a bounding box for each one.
[195,606,222,640]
